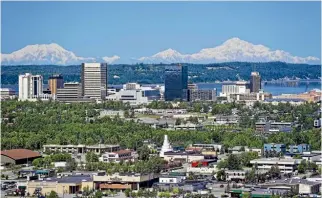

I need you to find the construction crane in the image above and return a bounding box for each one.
[236,74,242,81]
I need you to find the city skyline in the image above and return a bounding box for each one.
[1,1,321,65]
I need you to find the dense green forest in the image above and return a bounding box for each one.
[1,62,320,85]
[1,100,320,151]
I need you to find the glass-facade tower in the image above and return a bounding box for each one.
[164,65,188,101]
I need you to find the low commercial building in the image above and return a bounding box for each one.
[264,143,286,154]
[0,88,16,100]
[154,180,207,193]
[174,123,203,131]
[43,144,120,154]
[99,110,125,118]
[187,160,217,175]
[106,87,160,106]
[229,188,289,198]
[190,144,223,151]
[250,158,300,173]
[245,147,262,157]
[299,152,320,162]
[225,170,246,182]
[306,177,322,193]
[162,151,207,163]
[213,115,240,125]
[26,175,93,196]
[188,89,217,102]
[0,149,41,165]
[288,144,311,154]
[57,171,105,177]
[260,179,321,195]
[99,149,134,163]
[263,98,306,106]
[186,166,216,175]
[93,173,158,190]
[159,175,185,184]
[229,92,272,102]
[273,90,321,103]
[256,121,293,133]
[135,117,176,129]
[228,146,247,154]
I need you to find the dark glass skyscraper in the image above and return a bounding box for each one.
[164,65,188,101]
[250,72,261,93]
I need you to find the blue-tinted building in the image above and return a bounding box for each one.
[164,65,188,101]
[289,144,311,154]
[142,89,161,101]
[264,143,286,154]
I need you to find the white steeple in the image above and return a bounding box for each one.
[160,135,173,157]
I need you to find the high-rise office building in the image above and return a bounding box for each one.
[18,73,43,101]
[48,74,64,95]
[81,63,108,99]
[164,65,188,101]
[250,72,261,93]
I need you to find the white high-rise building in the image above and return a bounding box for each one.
[18,73,43,101]
[220,81,250,97]
[81,63,108,99]
[160,135,173,158]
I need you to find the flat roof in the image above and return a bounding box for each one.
[32,175,93,183]
[164,151,204,156]
[44,144,119,148]
[250,158,299,164]
[264,179,320,186]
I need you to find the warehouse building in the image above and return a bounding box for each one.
[0,149,41,165]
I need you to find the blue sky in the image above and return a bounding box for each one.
[2,1,321,60]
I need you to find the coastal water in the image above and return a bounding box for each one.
[197,82,321,96]
[2,82,321,96]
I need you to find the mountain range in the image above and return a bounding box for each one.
[1,38,320,65]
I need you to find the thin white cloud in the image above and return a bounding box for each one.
[102,55,120,64]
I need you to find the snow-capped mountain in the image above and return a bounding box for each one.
[138,37,320,64]
[1,43,120,65]
[1,38,319,65]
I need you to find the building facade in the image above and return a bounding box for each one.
[225,170,246,181]
[94,173,158,190]
[99,150,133,163]
[250,72,261,93]
[250,158,300,173]
[43,144,120,154]
[0,88,16,100]
[81,63,108,99]
[264,143,286,154]
[221,81,250,97]
[273,90,321,103]
[48,74,64,95]
[164,65,188,101]
[123,83,141,90]
[289,144,311,154]
[56,82,82,101]
[188,83,198,90]
[188,89,217,101]
[230,92,272,102]
[18,73,43,101]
